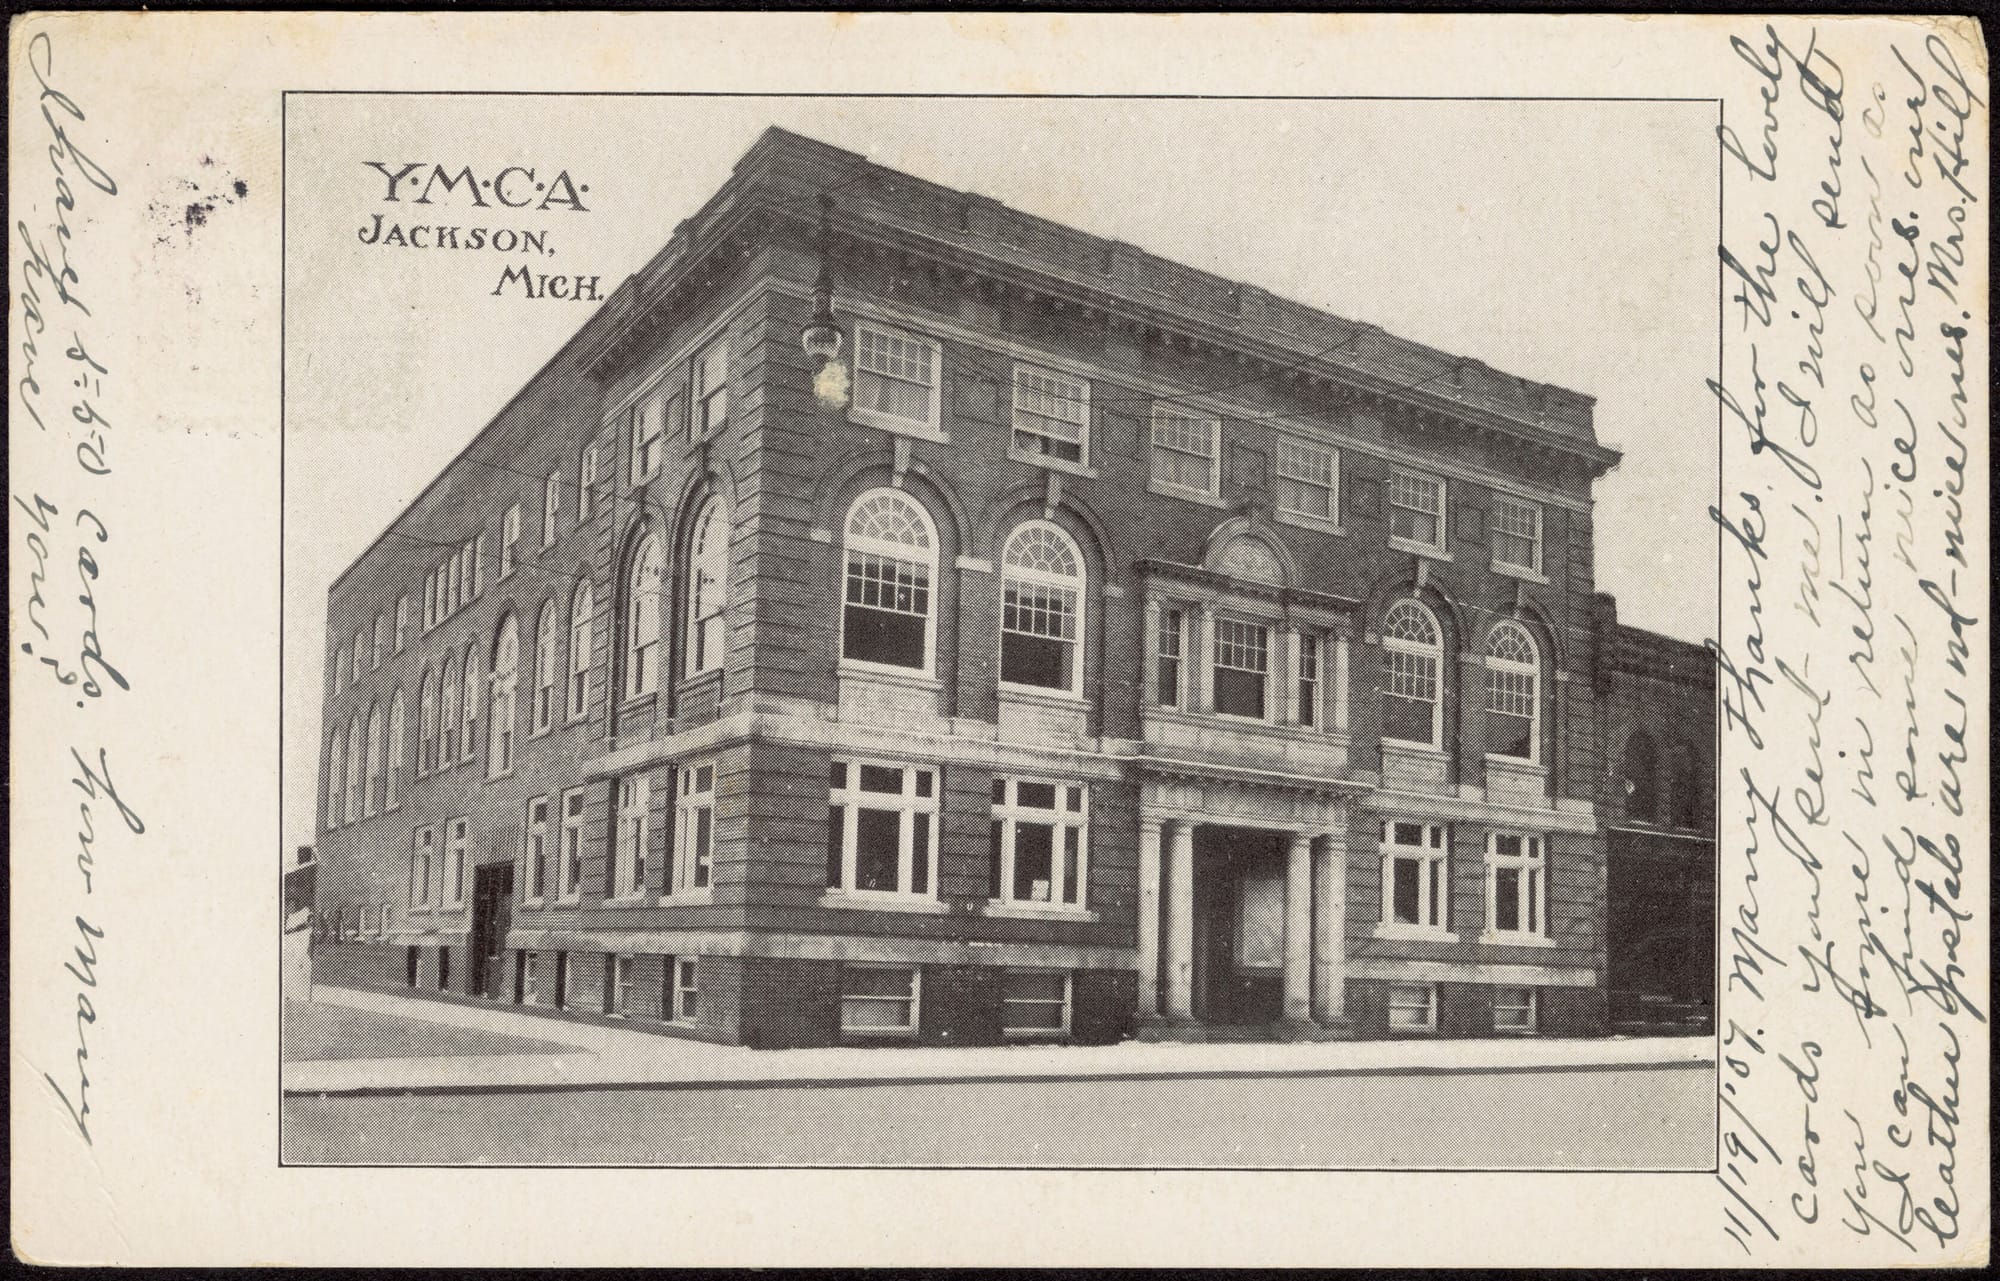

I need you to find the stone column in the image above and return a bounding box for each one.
[1136,815,1163,1018]
[1313,831,1348,1022]
[1333,633,1351,733]
[1195,605,1216,715]
[1281,624,1301,726]
[1164,819,1196,1019]
[1283,831,1313,1020]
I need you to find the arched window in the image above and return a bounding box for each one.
[352,630,365,682]
[1381,600,1443,749]
[386,689,405,809]
[625,531,663,698]
[325,728,344,829]
[461,642,480,764]
[1622,729,1660,823]
[1668,741,1704,830]
[417,670,436,774]
[1483,621,1540,761]
[439,654,459,765]
[686,498,729,677]
[363,702,384,816]
[1000,521,1084,694]
[533,599,559,733]
[488,616,519,774]
[841,488,937,672]
[344,714,362,823]
[371,614,385,669]
[568,581,594,721]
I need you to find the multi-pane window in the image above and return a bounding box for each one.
[841,489,936,671]
[394,595,408,653]
[385,690,404,809]
[675,762,715,895]
[1381,820,1450,932]
[363,704,383,816]
[533,599,558,733]
[1012,363,1088,463]
[1000,522,1084,694]
[671,957,699,1023]
[685,498,728,677]
[371,614,385,669]
[438,655,459,765]
[840,964,919,1034]
[460,644,479,764]
[579,441,597,519]
[1484,622,1540,760]
[543,470,561,547]
[1485,833,1547,939]
[1382,600,1443,748]
[826,760,937,898]
[1001,970,1072,1037]
[524,796,549,902]
[1493,986,1537,1033]
[500,504,521,578]
[416,670,436,774]
[614,775,649,899]
[625,533,662,698]
[1490,494,1543,574]
[630,393,664,484]
[1388,982,1437,1032]
[522,951,539,1004]
[1150,405,1219,493]
[1155,606,1184,709]
[852,322,940,433]
[1297,633,1321,728]
[1388,468,1446,551]
[611,955,635,1016]
[343,715,362,824]
[465,540,479,603]
[409,826,434,907]
[423,572,436,631]
[1276,438,1338,520]
[692,338,728,439]
[559,787,585,901]
[987,778,1089,908]
[1213,618,1270,720]
[444,817,468,908]
[567,582,594,721]
[487,619,517,776]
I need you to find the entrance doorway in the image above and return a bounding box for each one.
[469,863,514,1000]
[1192,826,1286,1025]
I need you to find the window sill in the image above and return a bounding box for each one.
[1492,562,1549,585]
[529,725,554,741]
[1390,537,1453,562]
[408,906,432,917]
[1275,510,1345,537]
[1372,924,1456,942]
[1010,447,1099,479]
[981,902,1098,922]
[564,711,589,728]
[841,1025,920,1039]
[556,894,581,907]
[1480,932,1557,948]
[818,892,950,914]
[1382,740,1449,760]
[602,894,647,908]
[1146,478,1228,508]
[839,660,942,690]
[1484,754,1548,773]
[998,683,1086,707]
[678,668,724,694]
[618,691,659,712]
[485,768,514,783]
[850,409,948,444]
[659,888,714,906]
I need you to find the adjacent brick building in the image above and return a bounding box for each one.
[310,127,1715,1047]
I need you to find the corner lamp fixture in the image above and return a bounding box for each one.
[800,193,843,366]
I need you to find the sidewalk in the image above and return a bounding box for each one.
[283,984,1715,1097]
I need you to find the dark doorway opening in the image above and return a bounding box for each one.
[469,863,515,1000]
[1192,825,1287,1025]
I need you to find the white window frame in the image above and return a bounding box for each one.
[1211,616,1272,722]
[1388,982,1438,1033]
[827,759,939,901]
[363,703,383,816]
[385,689,404,810]
[839,963,920,1036]
[533,599,558,735]
[850,321,943,438]
[1490,493,1543,575]
[1154,604,1186,710]
[567,581,594,722]
[1483,621,1541,764]
[614,774,649,901]
[558,787,585,904]
[370,614,384,670]
[1297,631,1321,729]
[630,391,665,484]
[579,441,597,519]
[394,595,408,653]
[500,504,521,578]
[352,630,365,682]
[988,777,1090,910]
[524,796,549,904]
[1149,403,1220,496]
[692,337,729,440]
[674,761,716,896]
[1001,969,1073,1038]
[625,532,662,699]
[1493,986,1538,1034]
[999,521,1086,698]
[840,488,938,675]
[543,469,562,547]
[1381,600,1444,751]
[1379,819,1451,936]
[685,498,728,678]
[671,956,699,1023]
[1388,467,1447,553]
[444,817,468,909]
[1011,362,1090,465]
[1483,832,1549,942]
[410,826,435,908]
[422,573,436,631]
[1275,436,1339,522]
[460,644,480,764]
[522,950,539,1004]
[487,620,516,777]
[416,670,436,776]
[611,954,635,1016]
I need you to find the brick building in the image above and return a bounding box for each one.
[310,126,1714,1047]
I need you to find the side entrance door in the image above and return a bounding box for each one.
[469,863,515,1000]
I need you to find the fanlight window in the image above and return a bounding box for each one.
[842,489,937,672]
[1381,600,1442,748]
[1483,621,1540,761]
[686,499,728,677]
[1000,522,1084,694]
[625,532,663,698]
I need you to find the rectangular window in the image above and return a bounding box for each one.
[1012,363,1089,464]
[692,338,728,439]
[500,505,521,578]
[579,442,597,519]
[410,826,435,907]
[1155,606,1184,709]
[615,776,649,899]
[1382,645,1440,747]
[1001,969,1071,1037]
[1485,832,1547,939]
[826,760,937,898]
[1297,633,1320,728]
[568,601,592,722]
[1388,468,1446,551]
[555,951,570,1009]
[1276,437,1338,520]
[525,797,549,902]
[840,964,919,1034]
[437,946,451,992]
[543,470,561,547]
[1493,986,1537,1033]
[843,548,931,670]
[394,595,408,652]
[1150,405,1219,494]
[1490,495,1542,574]
[674,762,715,894]
[630,394,664,483]
[1387,982,1437,1032]
[672,956,698,1023]
[445,817,468,908]
[1380,820,1449,932]
[612,954,635,1016]
[522,951,539,1004]
[852,322,940,434]
[988,778,1089,907]
[1213,617,1270,720]
[559,787,585,901]
[1485,662,1537,760]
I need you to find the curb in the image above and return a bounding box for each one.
[284,1054,1713,1100]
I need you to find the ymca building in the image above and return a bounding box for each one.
[311,127,1716,1047]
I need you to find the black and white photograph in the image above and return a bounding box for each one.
[280,95,1720,1168]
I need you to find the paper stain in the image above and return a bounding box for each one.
[150,158,250,244]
